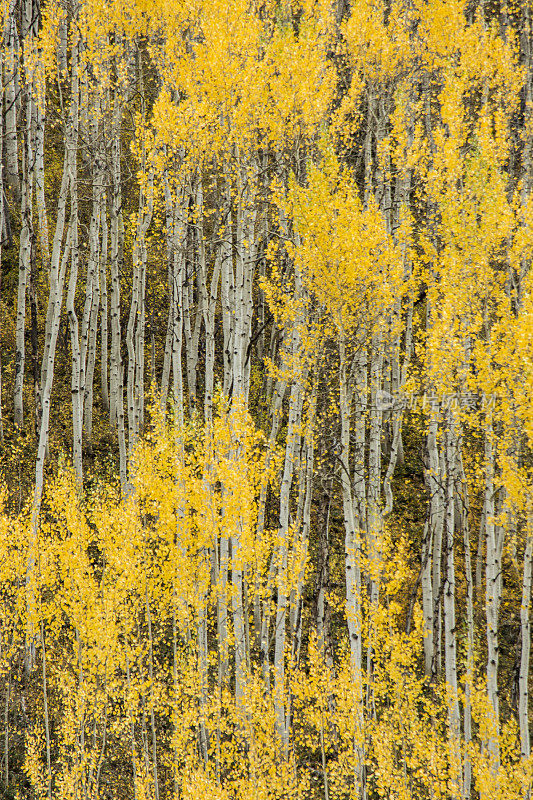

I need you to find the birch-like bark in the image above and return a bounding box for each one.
[353,348,367,533]
[109,93,127,485]
[519,517,533,761]
[273,240,306,740]
[421,515,434,678]
[14,103,34,429]
[444,411,461,798]
[127,169,153,449]
[29,221,41,436]
[34,98,49,261]
[383,302,413,516]
[40,619,52,800]
[4,9,20,201]
[161,175,187,420]
[100,195,109,414]
[484,410,503,768]
[235,174,257,404]
[144,583,159,800]
[258,377,287,684]
[218,522,229,689]
[427,398,444,679]
[339,332,365,798]
[160,175,174,409]
[197,181,221,423]
[31,4,49,265]
[81,133,104,446]
[182,209,200,412]
[290,392,315,669]
[197,553,209,764]
[274,372,303,743]
[221,180,235,398]
[225,160,258,709]
[458,447,474,800]
[26,228,71,675]
[231,529,246,707]
[40,147,70,397]
[368,333,384,604]
[316,475,333,663]
[66,39,82,483]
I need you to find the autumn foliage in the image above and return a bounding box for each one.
[1,0,533,798]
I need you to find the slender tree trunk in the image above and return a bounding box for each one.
[316,475,333,664]
[519,517,533,763]
[485,410,502,769]
[109,93,127,485]
[339,331,365,799]
[274,373,303,745]
[459,448,474,800]
[4,10,20,202]
[127,169,153,449]
[421,516,434,678]
[257,377,287,685]
[444,411,461,798]
[100,194,109,415]
[14,112,34,429]
[427,398,444,680]
[66,40,83,484]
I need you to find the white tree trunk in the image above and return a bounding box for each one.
[81,138,104,445]
[231,530,246,707]
[26,228,71,675]
[99,194,109,414]
[484,410,503,768]
[519,517,533,761]
[290,391,315,668]
[40,161,70,399]
[34,92,49,261]
[339,332,365,798]
[258,377,287,684]
[14,168,31,428]
[221,180,235,397]
[353,347,367,533]
[367,334,384,604]
[66,41,82,483]
[4,9,20,201]
[127,181,153,448]
[197,181,221,423]
[109,93,127,485]
[459,447,474,800]
[420,516,434,677]
[444,411,461,798]
[274,373,303,744]
[427,398,444,679]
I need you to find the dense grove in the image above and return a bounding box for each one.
[1,0,533,798]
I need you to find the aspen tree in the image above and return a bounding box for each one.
[100,193,109,415]
[80,104,105,446]
[127,133,154,449]
[3,2,20,201]
[109,90,127,485]
[13,0,39,429]
[274,330,305,744]
[161,171,187,419]
[65,30,83,483]
[197,179,221,423]
[444,410,461,797]
[519,519,533,762]
[459,445,475,800]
